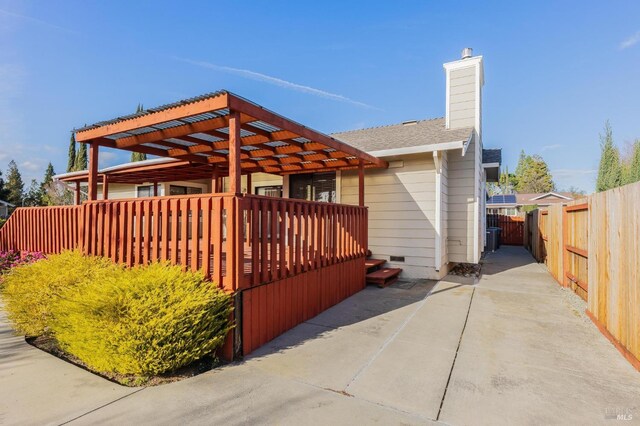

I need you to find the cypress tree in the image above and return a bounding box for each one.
[596,121,622,192]
[75,143,88,171]
[5,160,24,206]
[67,134,77,172]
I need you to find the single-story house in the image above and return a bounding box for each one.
[0,199,14,219]
[53,48,500,280]
[487,192,575,216]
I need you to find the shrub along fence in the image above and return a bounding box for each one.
[524,181,640,371]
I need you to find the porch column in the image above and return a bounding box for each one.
[102,175,109,200]
[358,160,365,207]
[228,110,241,194]
[75,181,81,205]
[211,168,219,193]
[153,181,158,196]
[87,142,99,201]
[246,173,252,194]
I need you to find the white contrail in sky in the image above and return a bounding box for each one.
[0,8,78,34]
[174,57,380,110]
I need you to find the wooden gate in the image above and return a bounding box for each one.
[487,214,524,245]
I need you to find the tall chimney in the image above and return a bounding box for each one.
[443,48,484,133]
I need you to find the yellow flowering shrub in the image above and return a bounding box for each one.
[50,262,233,376]
[1,250,115,336]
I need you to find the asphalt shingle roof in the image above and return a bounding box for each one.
[331,117,473,153]
[482,148,502,164]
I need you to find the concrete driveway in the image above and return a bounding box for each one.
[1,246,639,425]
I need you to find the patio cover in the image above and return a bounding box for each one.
[74,91,387,199]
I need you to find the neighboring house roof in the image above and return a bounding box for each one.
[487,192,574,207]
[331,117,473,156]
[0,199,15,207]
[516,192,574,205]
[482,148,502,164]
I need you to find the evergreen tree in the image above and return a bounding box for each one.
[514,151,555,193]
[5,160,24,206]
[0,169,6,200]
[517,155,555,193]
[596,121,623,192]
[514,150,532,181]
[23,179,43,206]
[67,134,77,172]
[624,140,640,185]
[40,163,56,206]
[499,166,518,194]
[130,151,147,162]
[75,142,88,171]
[130,104,148,162]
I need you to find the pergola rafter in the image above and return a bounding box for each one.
[73,91,387,203]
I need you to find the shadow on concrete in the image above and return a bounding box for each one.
[480,246,537,276]
[243,279,439,359]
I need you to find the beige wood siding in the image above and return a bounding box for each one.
[447,137,477,262]
[448,66,476,129]
[440,151,449,268]
[341,153,438,279]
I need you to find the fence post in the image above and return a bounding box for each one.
[562,205,568,287]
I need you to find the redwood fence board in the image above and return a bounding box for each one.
[524,182,640,371]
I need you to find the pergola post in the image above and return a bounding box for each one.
[87,142,99,201]
[75,181,81,205]
[153,181,158,196]
[102,175,109,200]
[246,173,252,194]
[228,110,241,194]
[358,160,365,207]
[211,168,219,193]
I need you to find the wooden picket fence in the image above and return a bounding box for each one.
[525,181,640,371]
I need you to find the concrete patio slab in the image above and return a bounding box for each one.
[0,309,139,426]
[1,246,639,425]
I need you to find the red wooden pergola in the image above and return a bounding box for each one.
[73,91,386,205]
[2,91,387,358]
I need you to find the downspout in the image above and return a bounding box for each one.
[434,150,442,271]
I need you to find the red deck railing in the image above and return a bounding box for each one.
[0,194,367,291]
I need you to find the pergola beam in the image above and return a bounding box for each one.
[227,94,387,168]
[74,92,229,142]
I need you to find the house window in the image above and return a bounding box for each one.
[289,172,336,203]
[256,185,283,197]
[169,185,203,196]
[137,185,153,198]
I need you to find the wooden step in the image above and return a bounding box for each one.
[366,268,402,288]
[365,258,386,272]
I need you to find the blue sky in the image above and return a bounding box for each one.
[1,1,639,192]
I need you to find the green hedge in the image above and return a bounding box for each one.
[1,251,233,376]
